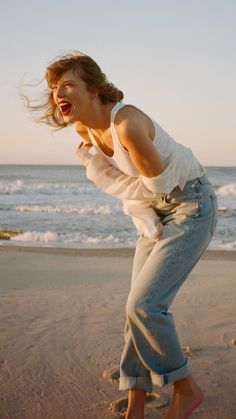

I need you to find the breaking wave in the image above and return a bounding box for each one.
[216,183,236,197]
[11,231,58,243]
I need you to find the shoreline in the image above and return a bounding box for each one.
[0,244,236,260]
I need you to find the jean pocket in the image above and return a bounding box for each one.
[174,198,200,219]
[169,187,200,218]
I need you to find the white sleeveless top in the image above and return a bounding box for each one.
[87,103,139,176]
[87,102,205,190]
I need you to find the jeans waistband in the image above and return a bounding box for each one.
[189,175,211,186]
[197,175,207,184]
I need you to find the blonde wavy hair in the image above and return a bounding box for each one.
[25,52,124,129]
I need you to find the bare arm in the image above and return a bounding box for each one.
[115,110,164,178]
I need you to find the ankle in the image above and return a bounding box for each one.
[173,376,200,396]
[126,403,145,415]
[126,408,144,419]
[125,389,146,419]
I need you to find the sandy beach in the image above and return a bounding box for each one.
[0,246,235,419]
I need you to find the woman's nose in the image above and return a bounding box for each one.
[56,85,64,98]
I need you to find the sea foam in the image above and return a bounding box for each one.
[11,231,58,243]
[0,180,96,196]
[216,183,236,197]
[0,179,23,194]
[15,204,112,215]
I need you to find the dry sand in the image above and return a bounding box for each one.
[0,246,236,419]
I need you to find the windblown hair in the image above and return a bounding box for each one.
[24,52,124,129]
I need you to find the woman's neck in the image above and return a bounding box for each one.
[78,101,117,132]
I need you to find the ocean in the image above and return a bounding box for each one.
[0,165,235,250]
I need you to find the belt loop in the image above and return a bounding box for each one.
[197,175,205,185]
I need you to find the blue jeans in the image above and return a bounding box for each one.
[119,175,218,392]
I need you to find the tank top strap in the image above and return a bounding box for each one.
[110,102,128,123]
[86,127,103,154]
[87,127,97,146]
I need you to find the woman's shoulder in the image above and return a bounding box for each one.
[114,104,155,140]
[115,103,147,123]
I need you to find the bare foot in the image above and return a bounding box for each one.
[163,376,203,419]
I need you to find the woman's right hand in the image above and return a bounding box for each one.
[76,141,93,167]
[78,141,93,149]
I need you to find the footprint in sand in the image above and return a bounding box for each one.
[221,332,236,348]
[0,359,9,369]
[109,398,127,418]
[109,393,169,417]
[145,393,169,409]
[102,365,120,383]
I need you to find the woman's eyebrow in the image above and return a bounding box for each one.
[60,79,76,83]
[52,79,75,86]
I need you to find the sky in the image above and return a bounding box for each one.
[1,0,235,166]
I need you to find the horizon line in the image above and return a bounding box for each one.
[0,163,235,168]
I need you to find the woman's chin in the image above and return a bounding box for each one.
[62,113,76,124]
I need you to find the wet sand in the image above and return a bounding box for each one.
[0,246,235,419]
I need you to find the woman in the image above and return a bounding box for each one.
[32,52,218,419]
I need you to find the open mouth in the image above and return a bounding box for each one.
[58,101,72,116]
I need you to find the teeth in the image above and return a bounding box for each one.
[59,102,70,106]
